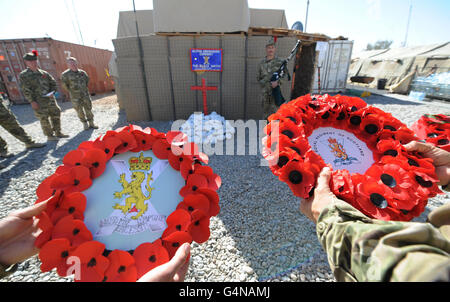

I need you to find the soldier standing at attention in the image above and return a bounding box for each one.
[61,57,98,130]
[0,94,45,169]
[18,51,69,141]
[256,37,286,120]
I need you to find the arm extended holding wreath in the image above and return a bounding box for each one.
[300,142,450,282]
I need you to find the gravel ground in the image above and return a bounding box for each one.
[0,92,449,282]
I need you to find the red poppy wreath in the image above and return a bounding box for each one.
[262,94,442,221]
[410,114,450,152]
[33,125,221,282]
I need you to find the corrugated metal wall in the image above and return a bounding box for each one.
[0,38,114,104]
[113,34,297,121]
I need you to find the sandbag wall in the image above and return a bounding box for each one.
[113,34,297,121]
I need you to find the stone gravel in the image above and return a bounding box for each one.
[0,92,449,282]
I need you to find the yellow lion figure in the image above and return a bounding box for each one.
[328,138,348,161]
[113,171,154,220]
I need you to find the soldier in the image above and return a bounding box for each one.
[18,51,69,141]
[300,141,450,282]
[256,37,287,120]
[61,57,98,130]
[0,94,45,169]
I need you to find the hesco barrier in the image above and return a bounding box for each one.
[113,34,299,121]
[0,38,114,104]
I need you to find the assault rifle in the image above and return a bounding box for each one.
[271,40,301,106]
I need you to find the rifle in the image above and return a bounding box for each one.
[271,40,301,106]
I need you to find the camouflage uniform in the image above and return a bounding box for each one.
[0,94,36,154]
[256,56,286,120]
[317,198,450,282]
[18,68,63,138]
[61,68,95,127]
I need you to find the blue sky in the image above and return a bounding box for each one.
[0,0,449,54]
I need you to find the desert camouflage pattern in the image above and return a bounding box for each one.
[61,69,94,123]
[0,94,33,152]
[316,199,450,282]
[18,68,62,137]
[256,56,286,119]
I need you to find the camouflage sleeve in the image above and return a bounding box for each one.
[18,74,37,103]
[316,199,450,282]
[60,73,69,92]
[47,72,57,93]
[84,71,90,85]
[256,62,270,88]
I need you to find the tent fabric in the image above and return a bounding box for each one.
[116,4,289,38]
[153,0,250,33]
[116,10,154,38]
[348,42,450,93]
[249,8,288,28]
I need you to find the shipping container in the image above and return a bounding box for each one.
[0,37,114,104]
[311,40,353,94]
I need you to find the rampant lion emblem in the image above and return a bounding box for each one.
[113,171,154,220]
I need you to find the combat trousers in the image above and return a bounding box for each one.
[33,97,62,137]
[262,93,279,120]
[0,104,33,152]
[71,96,94,123]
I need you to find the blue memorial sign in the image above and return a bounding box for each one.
[190,48,222,72]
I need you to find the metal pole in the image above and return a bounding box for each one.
[304,0,310,32]
[133,0,153,120]
[402,1,412,47]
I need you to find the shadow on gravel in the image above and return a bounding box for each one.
[359,94,422,106]
[0,146,53,197]
[10,101,75,126]
[50,129,95,163]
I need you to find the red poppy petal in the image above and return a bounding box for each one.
[188,210,211,243]
[152,138,171,159]
[133,239,170,278]
[81,149,107,179]
[39,238,72,272]
[162,231,192,258]
[71,241,106,263]
[63,150,85,167]
[105,250,137,282]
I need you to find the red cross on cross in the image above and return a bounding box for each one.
[190,78,217,115]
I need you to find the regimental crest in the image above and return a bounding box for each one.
[113,152,154,220]
[327,137,359,166]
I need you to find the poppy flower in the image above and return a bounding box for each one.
[162,231,192,258]
[168,145,186,171]
[71,241,109,282]
[52,216,93,247]
[376,139,404,160]
[180,159,197,180]
[278,161,316,199]
[192,166,222,191]
[39,238,73,276]
[104,250,137,282]
[133,239,170,279]
[393,128,417,145]
[353,177,397,220]
[80,148,107,179]
[35,211,54,248]
[166,130,189,146]
[266,149,301,176]
[162,209,192,238]
[36,174,60,203]
[193,188,220,217]
[179,174,209,197]
[152,138,171,159]
[176,194,210,216]
[278,120,304,141]
[130,127,154,152]
[346,108,365,131]
[35,189,63,216]
[63,149,85,167]
[188,210,211,243]
[410,171,442,199]
[427,134,450,151]
[78,141,94,151]
[104,129,138,154]
[50,192,87,224]
[359,113,383,144]
[92,136,122,160]
[330,169,354,203]
[50,166,92,194]
[366,163,416,209]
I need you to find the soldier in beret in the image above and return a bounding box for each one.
[61,57,98,130]
[0,94,45,168]
[256,37,287,120]
[18,51,69,141]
